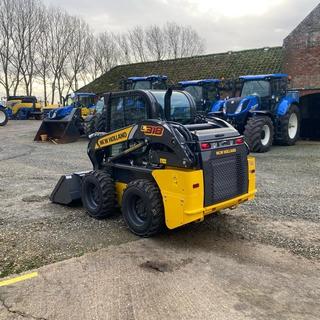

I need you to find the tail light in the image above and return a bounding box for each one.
[235,137,244,145]
[201,143,211,150]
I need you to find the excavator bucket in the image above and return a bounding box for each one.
[34,108,81,143]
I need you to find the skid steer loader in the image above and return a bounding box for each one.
[51,89,256,236]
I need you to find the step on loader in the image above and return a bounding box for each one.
[51,89,256,236]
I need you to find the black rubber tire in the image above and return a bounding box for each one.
[244,116,274,153]
[0,108,8,126]
[95,111,107,132]
[122,179,164,237]
[275,104,300,146]
[81,170,115,219]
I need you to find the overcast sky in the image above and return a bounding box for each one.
[42,0,319,53]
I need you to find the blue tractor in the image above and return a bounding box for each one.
[35,92,99,143]
[120,75,168,90]
[0,104,8,126]
[210,74,300,152]
[178,79,221,113]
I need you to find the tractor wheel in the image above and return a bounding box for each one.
[244,116,274,153]
[0,108,8,126]
[81,170,115,219]
[95,111,107,132]
[275,105,300,146]
[122,179,164,237]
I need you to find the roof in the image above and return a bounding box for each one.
[74,92,96,96]
[79,47,283,94]
[127,75,168,81]
[179,79,221,86]
[284,3,320,46]
[239,73,288,81]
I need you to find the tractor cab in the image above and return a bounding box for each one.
[47,92,97,120]
[63,92,97,117]
[239,74,294,110]
[120,75,168,91]
[211,74,297,120]
[178,79,221,113]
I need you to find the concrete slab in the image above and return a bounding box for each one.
[1,235,319,320]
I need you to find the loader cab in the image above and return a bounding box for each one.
[100,89,196,157]
[64,92,97,109]
[103,89,196,132]
[120,75,168,91]
[178,79,221,113]
[64,92,97,118]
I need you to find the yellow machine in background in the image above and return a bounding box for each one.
[6,96,43,120]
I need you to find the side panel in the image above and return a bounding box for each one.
[152,157,256,230]
[152,169,204,229]
[210,99,225,112]
[247,156,256,199]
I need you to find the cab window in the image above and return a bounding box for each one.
[151,91,192,124]
[110,95,148,131]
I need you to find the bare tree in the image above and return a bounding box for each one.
[127,26,147,62]
[96,32,119,73]
[0,0,17,97]
[35,9,51,105]
[180,25,205,58]
[47,7,74,103]
[0,0,206,101]
[164,22,181,59]
[115,33,132,65]
[14,0,44,96]
[164,22,205,59]
[145,25,166,61]
[63,16,92,92]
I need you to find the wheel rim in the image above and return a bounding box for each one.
[0,110,6,124]
[261,124,271,146]
[288,112,298,139]
[87,183,100,208]
[129,195,148,227]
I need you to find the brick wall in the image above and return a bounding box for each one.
[283,4,320,92]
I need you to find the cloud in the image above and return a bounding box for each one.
[42,0,319,52]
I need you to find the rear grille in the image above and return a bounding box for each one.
[203,151,248,207]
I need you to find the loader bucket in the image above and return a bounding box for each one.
[50,171,90,205]
[34,108,81,143]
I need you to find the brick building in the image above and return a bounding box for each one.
[283,3,320,138]
[81,3,320,138]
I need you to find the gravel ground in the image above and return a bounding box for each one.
[0,120,319,278]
